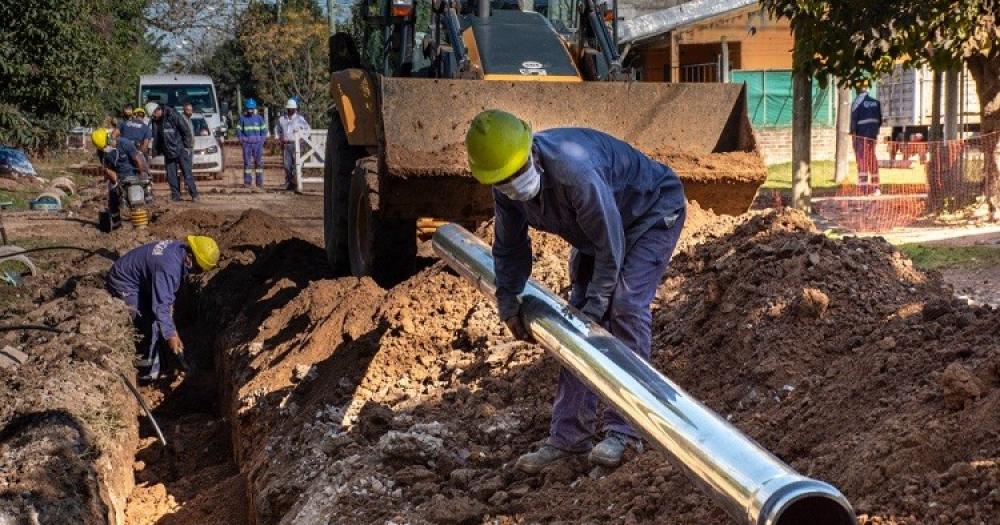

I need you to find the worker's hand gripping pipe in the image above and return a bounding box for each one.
[432,224,855,525]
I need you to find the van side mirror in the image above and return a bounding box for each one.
[220,102,230,114]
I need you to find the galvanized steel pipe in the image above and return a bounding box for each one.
[432,223,854,525]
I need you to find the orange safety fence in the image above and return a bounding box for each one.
[809,132,1000,232]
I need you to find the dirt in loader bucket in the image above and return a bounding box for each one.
[378,78,766,216]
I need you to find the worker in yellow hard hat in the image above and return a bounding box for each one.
[466,109,687,472]
[106,235,220,381]
[93,126,148,220]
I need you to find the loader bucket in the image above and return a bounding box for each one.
[379,78,766,215]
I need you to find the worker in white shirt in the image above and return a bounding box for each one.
[275,98,311,191]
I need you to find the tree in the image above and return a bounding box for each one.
[189,37,257,108]
[239,3,332,119]
[0,0,161,150]
[761,0,1000,217]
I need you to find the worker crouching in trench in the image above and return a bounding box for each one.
[465,110,686,472]
[105,236,219,381]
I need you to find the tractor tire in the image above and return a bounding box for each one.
[323,112,365,274]
[347,157,417,287]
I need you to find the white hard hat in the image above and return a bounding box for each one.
[145,101,159,115]
[285,98,298,109]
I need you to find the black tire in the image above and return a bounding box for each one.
[323,112,364,274]
[347,157,417,287]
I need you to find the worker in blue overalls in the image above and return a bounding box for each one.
[237,98,267,189]
[465,110,687,472]
[106,236,219,381]
[851,86,883,195]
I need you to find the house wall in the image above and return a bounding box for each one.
[635,10,793,81]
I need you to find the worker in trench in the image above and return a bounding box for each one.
[465,110,687,472]
[105,236,219,381]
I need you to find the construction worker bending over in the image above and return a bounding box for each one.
[237,98,267,189]
[276,98,310,191]
[91,128,148,217]
[466,110,686,472]
[106,236,219,381]
[148,101,199,202]
[851,86,883,195]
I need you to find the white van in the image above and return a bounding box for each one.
[138,74,227,136]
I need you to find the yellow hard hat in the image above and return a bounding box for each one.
[186,235,220,271]
[465,110,532,185]
[133,107,146,117]
[91,128,109,149]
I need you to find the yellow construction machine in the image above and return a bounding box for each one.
[324,0,766,285]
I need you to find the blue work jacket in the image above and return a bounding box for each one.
[119,120,152,145]
[98,137,140,179]
[237,114,267,144]
[851,93,882,139]
[493,128,686,321]
[106,240,190,339]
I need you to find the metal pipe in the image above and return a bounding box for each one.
[478,0,489,18]
[432,224,855,525]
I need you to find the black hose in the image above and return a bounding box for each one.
[0,245,100,259]
[0,324,65,333]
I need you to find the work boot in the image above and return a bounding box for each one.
[515,444,578,474]
[589,431,643,468]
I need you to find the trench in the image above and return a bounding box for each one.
[123,285,248,525]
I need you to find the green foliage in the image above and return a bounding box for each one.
[190,38,257,107]
[239,3,332,118]
[897,244,1000,270]
[0,0,162,151]
[759,0,999,85]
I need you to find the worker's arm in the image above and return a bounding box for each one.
[569,176,625,321]
[151,266,181,341]
[236,117,246,142]
[492,190,532,322]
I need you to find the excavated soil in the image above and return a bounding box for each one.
[166,201,1000,525]
[0,250,139,525]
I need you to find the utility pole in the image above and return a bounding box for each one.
[328,0,337,33]
[791,36,812,213]
[834,84,851,184]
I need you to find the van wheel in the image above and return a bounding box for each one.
[347,157,416,287]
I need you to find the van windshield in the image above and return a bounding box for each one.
[140,84,217,114]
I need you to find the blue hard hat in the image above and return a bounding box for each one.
[245,98,257,110]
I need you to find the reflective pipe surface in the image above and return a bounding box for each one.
[433,224,854,525]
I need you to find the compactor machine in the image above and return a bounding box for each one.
[324,0,766,285]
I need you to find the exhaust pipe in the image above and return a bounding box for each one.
[432,224,855,525]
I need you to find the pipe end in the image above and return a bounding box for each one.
[761,479,855,525]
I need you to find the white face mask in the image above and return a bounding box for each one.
[496,158,541,201]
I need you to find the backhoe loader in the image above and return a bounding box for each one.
[324,0,766,286]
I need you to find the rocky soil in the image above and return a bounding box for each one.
[170,201,1000,525]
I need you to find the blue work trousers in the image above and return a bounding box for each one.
[547,208,686,452]
[241,142,264,186]
[282,143,297,187]
[112,289,164,380]
[165,149,198,200]
[107,182,120,216]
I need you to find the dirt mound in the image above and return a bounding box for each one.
[192,207,1000,524]
[149,208,297,252]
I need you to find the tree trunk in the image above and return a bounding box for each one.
[791,38,812,213]
[966,55,1000,220]
[834,85,851,184]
